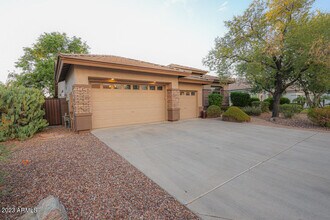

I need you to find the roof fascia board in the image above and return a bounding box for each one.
[58,57,191,79]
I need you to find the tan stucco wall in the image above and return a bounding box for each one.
[178,82,203,109]
[203,84,212,89]
[58,81,66,98]
[65,66,76,99]
[72,65,179,89]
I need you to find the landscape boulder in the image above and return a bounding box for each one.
[19,195,68,220]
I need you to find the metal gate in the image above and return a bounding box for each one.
[44,98,67,126]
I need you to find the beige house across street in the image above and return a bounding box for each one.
[55,54,217,131]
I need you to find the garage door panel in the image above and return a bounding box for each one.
[91,88,165,129]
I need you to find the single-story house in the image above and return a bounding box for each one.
[55,54,214,131]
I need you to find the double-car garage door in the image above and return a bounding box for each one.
[90,82,198,129]
[91,83,166,129]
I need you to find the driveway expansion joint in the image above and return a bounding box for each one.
[197,212,234,220]
[185,132,319,206]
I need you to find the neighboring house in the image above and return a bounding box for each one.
[283,86,305,103]
[55,54,213,131]
[226,79,305,104]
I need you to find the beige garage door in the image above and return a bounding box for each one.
[91,83,166,129]
[180,91,197,120]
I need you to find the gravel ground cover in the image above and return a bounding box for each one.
[0,127,198,219]
[251,112,329,132]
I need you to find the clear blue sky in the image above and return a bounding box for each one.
[0,0,329,82]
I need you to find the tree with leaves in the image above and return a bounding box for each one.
[7,32,90,97]
[204,0,329,117]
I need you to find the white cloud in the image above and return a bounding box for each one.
[218,1,228,12]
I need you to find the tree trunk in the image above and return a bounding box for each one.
[304,90,313,107]
[272,91,281,117]
[272,72,283,118]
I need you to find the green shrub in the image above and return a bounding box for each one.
[264,97,291,110]
[292,96,306,107]
[301,108,309,114]
[281,97,291,105]
[0,86,48,141]
[251,101,261,107]
[208,93,223,107]
[249,97,260,106]
[307,106,330,127]
[242,106,262,116]
[207,105,222,118]
[230,92,251,107]
[222,106,251,122]
[261,101,270,112]
[280,104,303,118]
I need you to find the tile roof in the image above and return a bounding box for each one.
[168,64,208,74]
[59,53,191,74]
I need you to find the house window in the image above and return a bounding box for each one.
[157,86,163,91]
[133,85,140,90]
[103,84,112,89]
[113,84,122,89]
[191,91,196,96]
[186,92,190,96]
[123,84,131,90]
[180,91,185,95]
[91,83,100,89]
[141,85,148,90]
[149,85,156,90]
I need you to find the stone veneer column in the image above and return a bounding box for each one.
[167,89,180,121]
[72,84,92,131]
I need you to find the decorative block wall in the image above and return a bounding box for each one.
[72,85,92,115]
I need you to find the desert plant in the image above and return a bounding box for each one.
[242,106,262,116]
[222,106,251,122]
[264,97,291,110]
[0,86,48,141]
[307,106,330,127]
[251,101,261,107]
[280,104,303,118]
[230,92,251,107]
[207,105,222,118]
[208,93,223,107]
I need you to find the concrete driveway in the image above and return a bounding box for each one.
[92,119,330,220]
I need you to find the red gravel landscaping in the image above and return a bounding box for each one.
[251,112,329,132]
[0,127,199,219]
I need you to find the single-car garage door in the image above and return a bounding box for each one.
[180,90,197,120]
[91,83,166,129]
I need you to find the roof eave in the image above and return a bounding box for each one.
[178,78,212,85]
[56,56,192,82]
